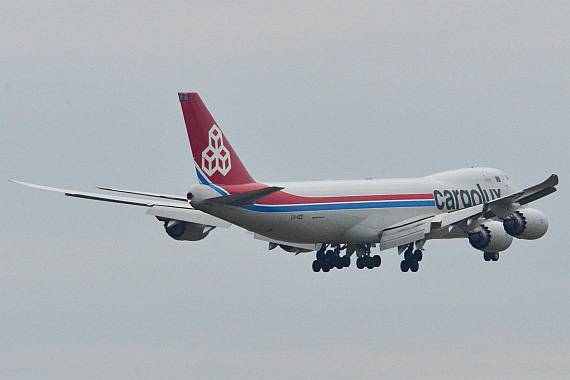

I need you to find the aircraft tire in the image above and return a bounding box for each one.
[356,257,364,269]
[484,252,491,261]
[492,252,499,261]
[404,249,413,262]
[334,257,344,269]
[410,260,419,272]
[400,260,409,272]
[312,260,321,272]
[316,250,325,261]
[343,256,351,267]
[413,250,423,262]
[365,257,374,269]
[373,255,381,267]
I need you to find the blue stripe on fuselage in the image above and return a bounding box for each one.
[194,167,228,195]
[242,200,436,212]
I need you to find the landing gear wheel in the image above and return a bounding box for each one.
[356,257,364,269]
[316,250,325,261]
[372,255,381,268]
[365,256,374,269]
[409,260,419,272]
[334,257,344,269]
[322,261,331,272]
[413,249,423,262]
[312,260,321,272]
[400,260,410,272]
[484,252,491,261]
[343,256,351,267]
[404,248,414,262]
[492,252,499,261]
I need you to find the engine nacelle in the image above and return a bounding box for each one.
[503,208,548,240]
[468,221,513,252]
[163,219,212,241]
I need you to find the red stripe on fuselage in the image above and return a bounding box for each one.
[218,183,434,206]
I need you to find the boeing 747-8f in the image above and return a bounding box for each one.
[11,93,558,273]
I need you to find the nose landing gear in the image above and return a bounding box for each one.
[483,252,499,261]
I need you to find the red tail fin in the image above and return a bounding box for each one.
[179,93,255,185]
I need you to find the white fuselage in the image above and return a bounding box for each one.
[191,167,518,244]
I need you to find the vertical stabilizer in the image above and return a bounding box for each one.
[179,93,255,185]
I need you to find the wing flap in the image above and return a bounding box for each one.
[379,205,486,251]
[379,215,433,251]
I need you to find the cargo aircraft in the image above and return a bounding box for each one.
[11,93,558,273]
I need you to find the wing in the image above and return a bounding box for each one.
[97,186,188,202]
[483,174,558,218]
[379,174,558,251]
[9,180,231,229]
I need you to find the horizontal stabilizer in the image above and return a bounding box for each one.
[208,186,284,206]
[146,206,231,228]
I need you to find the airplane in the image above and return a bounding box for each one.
[11,92,558,273]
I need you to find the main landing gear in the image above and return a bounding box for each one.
[312,244,381,272]
[356,254,381,270]
[400,244,423,273]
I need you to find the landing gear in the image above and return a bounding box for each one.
[413,249,422,262]
[355,255,380,269]
[409,260,419,272]
[355,244,381,270]
[312,260,321,272]
[312,244,380,272]
[484,252,499,262]
[372,254,381,267]
[312,245,352,272]
[356,257,365,269]
[401,244,422,273]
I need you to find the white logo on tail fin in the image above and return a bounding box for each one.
[202,124,231,176]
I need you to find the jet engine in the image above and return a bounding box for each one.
[163,219,213,241]
[503,208,548,240]
[468,221,513,252]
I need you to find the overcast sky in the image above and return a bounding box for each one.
[1,1,569,379]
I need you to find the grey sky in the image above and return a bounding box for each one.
[1,1,569,379]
